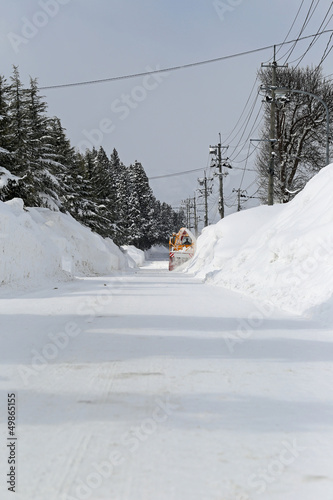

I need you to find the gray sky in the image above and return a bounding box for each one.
[1,0,332,222]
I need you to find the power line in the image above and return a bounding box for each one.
[39,47,272,91]
[149,167,203,180]
[39,30,333,91]
[223,76,259,144]
[238,142,252,191]
[149,163,257,181]
[286,2,333,67]
[318,30,333,66]
[229,99,264,162]
[273,0,306,62]
[282,0,320,65]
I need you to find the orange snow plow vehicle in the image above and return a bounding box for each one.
[169,227,196,271]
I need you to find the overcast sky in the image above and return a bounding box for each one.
[1,0,332,221]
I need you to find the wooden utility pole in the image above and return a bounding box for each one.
[203,172,209,227]
[217,135,224,218]
[233,188,247,211]
[198,171,212,227]
[184,198,190,228]
[261,46,287,205]
[193,195,198,237]
[210,135,229,219]
[268,53,276,206]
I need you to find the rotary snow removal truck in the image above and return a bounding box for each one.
[168,227,196,271]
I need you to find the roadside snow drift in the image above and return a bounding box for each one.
[187,164,333,319]
[121,245,145,267]
[0,198,126,288]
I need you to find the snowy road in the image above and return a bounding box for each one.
[1,261,333,500]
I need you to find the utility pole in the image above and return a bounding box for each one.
[203,173,209,227]
[193,195,198,237]
[182,197,198,233]
[183,198,191,228]
[233,188,247,211]
[217,135,224,218]
[210,134,229,219]
[197,171,213,227]
[261,46,287,205]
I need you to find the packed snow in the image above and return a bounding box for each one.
[186,164,333,322]
[1,262,333,500]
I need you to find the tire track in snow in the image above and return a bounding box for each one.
[57,433,93,498]
[56,361,120,498]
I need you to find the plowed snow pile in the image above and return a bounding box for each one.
[0,198,126,288]
[187,164,333,320]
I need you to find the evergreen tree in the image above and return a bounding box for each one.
[94,146,117,209]
[90,146,117,238]
[114,163,130,246]
[25,77,60,207]
[2,67,35,204]
[45,116,77,209]
[149,198,163,246]
[7,66,28,174]
[71,148,111,236]
[127,161,156,249]
[0,75,11,169]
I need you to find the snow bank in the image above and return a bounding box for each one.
[0,198,126,289]
[121,245,145,267]
[187,164,333,320]
[145,245,169,261]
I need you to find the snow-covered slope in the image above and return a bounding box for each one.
[187,164,333,320]
[0,198,127,288]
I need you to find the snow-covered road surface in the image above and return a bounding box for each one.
[1,262,333,500]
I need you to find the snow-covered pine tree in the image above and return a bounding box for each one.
[113,160,131,246]
[63,150,89,218]
[45,116,77,210]
[127,184,143,246]
[160,202,176,242]
[173,206,186,231]
[0,75,11,169]
[127,160,156,249]
[109,147,124,236]
[25,77,61,208]
[7,67,28,171]
[1,70,61,207]
[3,66,30,203]
[90,146,118,239]
[68,147,113,237]
[95,147,117,211]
